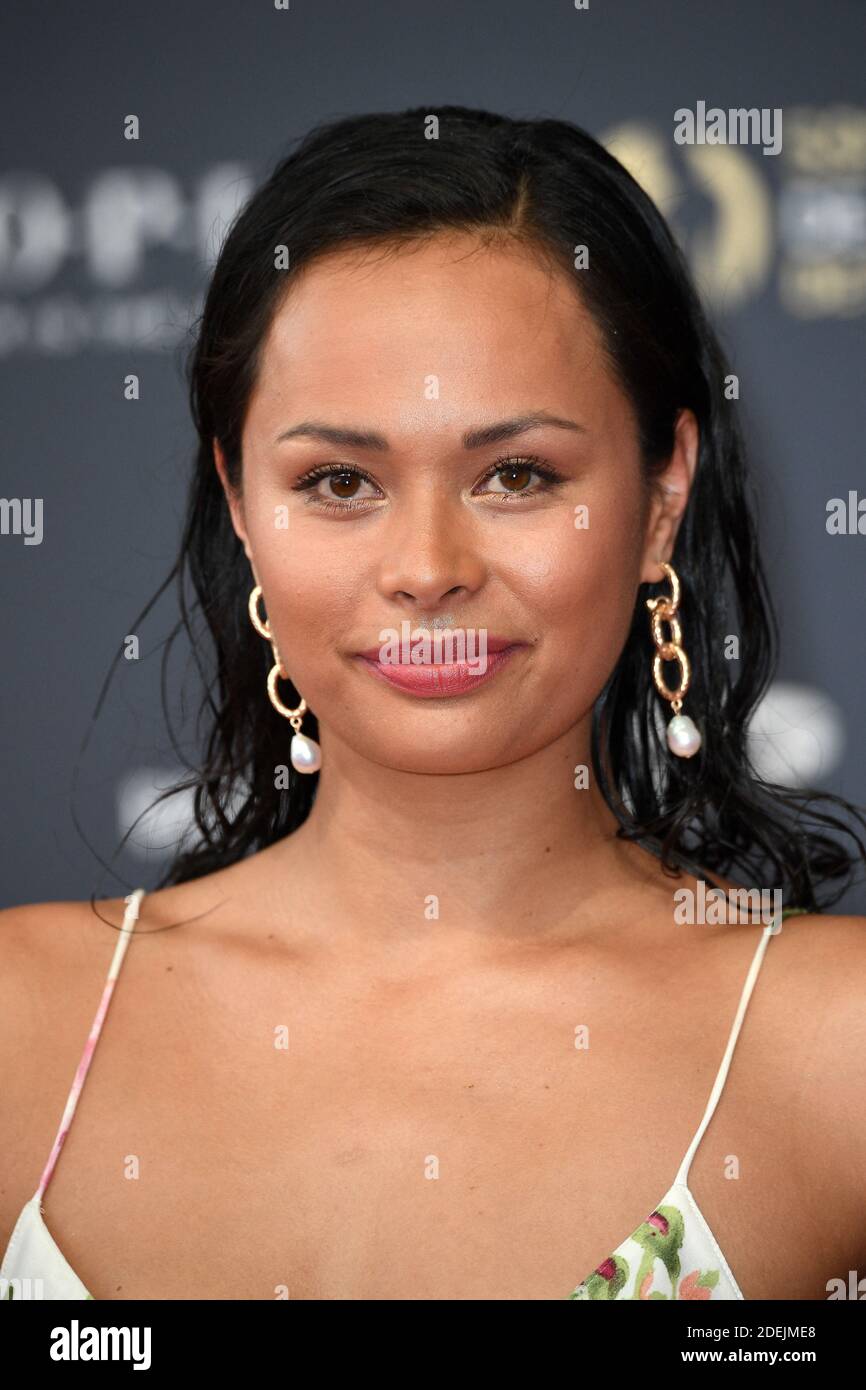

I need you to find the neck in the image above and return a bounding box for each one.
[268,718,655,948]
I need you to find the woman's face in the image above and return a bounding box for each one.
[216,232,695,775]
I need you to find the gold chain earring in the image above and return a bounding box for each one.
[645,561,702,758]
[248,584,322,774]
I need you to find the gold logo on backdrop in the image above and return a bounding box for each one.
[601,110,866,317]
[601,122,772,309]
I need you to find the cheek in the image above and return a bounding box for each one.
[506,493,644,624]
[497,494,647,728]
[246,512,361,669]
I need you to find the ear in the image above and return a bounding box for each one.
[213,439,256,572]
[640,408,699,584]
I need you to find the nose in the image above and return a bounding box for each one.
[376,495,486,615]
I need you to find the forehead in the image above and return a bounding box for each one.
[245,233,620,441]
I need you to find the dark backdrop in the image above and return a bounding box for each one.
[1,0,864,910]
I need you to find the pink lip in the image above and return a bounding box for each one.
[354,643,524,698]
[356,635,516,660]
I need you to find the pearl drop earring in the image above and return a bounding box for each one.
[248,584,322,774]
[645,561,702,758]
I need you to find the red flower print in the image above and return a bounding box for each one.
[647,1211,669,1236]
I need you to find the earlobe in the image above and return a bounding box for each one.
[642,541,675,587]
[639,489,674,584]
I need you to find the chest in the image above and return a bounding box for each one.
[37,950,851,1300]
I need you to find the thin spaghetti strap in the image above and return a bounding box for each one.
[35,888,146,1201]
[674,908,788,1188]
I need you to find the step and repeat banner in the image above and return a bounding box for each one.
[1,0,864,909]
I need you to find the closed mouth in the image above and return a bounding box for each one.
[353,642,524,698]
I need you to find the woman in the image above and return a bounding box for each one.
[2,106,865,1303]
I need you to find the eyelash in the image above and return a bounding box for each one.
[291,453,565,514]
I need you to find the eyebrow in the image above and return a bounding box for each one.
[273,410,588,452]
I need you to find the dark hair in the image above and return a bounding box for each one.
[87,104,866,914]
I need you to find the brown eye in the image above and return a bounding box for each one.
[477,456,557,498]
[292,464,384,511]
[328,471,361,498]
[495,464,533,492]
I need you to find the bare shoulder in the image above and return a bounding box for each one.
[0,874,230,1016]
[0,892,146,1072]
[765,907,866,1001]
[762,909,866,1165]
[0,863,261,1066]
[763,908,866,1033]
[0,894,135,1015]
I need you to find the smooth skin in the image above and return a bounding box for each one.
[2,232,865,1300]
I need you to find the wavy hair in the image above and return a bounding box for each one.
[86,105,865,913]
